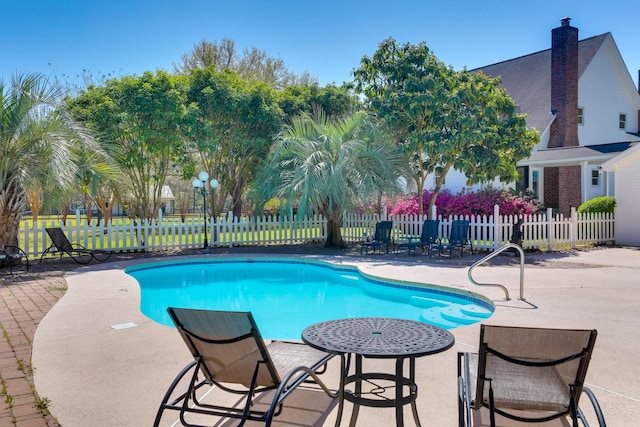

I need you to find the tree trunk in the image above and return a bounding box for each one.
[427,163,453,219]
[26,187,43,224]
[231,177,245,219]
[324,218,346,248]
[0,176,25,248]
[0,210,20,248]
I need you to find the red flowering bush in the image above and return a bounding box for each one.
[387,188,543,218]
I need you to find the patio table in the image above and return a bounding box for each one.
[302,317,455,427]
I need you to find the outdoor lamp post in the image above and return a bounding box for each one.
[192,171,219,250]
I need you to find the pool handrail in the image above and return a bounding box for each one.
[467,243,525,301]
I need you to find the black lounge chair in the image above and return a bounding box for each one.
[396,219,440,255]
[432,219,473,257]
[361,220,394,254]
[154,308,337,427]
[40,227,111,264]
[0,245,29,274]
[458,324,606,426]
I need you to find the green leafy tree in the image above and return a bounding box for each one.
[69,71,189,220]
[254,109,408,248]
[185,67,283,218]
[0,73,106,247]
[353,38,539,217]
[278,84,360,118]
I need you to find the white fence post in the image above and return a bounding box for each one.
[546,208,554,251]
[570,207,577,249]
[493,204,500,250]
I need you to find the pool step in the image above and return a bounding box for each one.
[459,305,493,319]
[420,304,494,329]
[410,296,449,309]
[419,311,461,329]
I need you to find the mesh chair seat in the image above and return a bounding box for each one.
[467,353,571,413]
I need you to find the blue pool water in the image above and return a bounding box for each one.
[126,258,494,340]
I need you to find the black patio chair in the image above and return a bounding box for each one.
[154,308,337,427]
[458,324,606,426]
[396,219,440,256]
[1,245,29,274]
[432,219,473,257]
[361,220,395,254]
[40,227,111,264]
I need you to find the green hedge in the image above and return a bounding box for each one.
[577,196,616,214]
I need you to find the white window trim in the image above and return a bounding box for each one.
[591,169,600,187]
[577,107,584,126]
[619,112,627,130]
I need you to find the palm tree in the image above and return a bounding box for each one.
[254,109,408,248]
[0,73,105,247]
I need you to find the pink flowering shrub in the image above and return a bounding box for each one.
[387,188,543,218]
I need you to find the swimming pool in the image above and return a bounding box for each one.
[126,258,494,340]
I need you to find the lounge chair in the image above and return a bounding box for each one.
[396,219,440,255]
[360,220,394,254]
[431,219,473,257]
[0,246,29,274]
[154,308,337,427]
[457,324,606,427]
[40,227,111,264]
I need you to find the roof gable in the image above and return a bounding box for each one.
[520,141,637,166]
[601,142,640,171]
[472,33,610,133]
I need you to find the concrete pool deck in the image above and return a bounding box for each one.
[15,246,640,425]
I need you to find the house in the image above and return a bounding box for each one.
[473,17,640,215]
[110,185,176,216]
[600,143,640,245]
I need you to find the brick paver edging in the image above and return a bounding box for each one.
[0,265,70,427]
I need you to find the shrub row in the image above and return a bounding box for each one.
[378,188,545,218]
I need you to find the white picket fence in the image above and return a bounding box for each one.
[21,205,614,257]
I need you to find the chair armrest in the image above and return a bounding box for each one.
[4,245,27,258]
[580,386,607,426]
[458,352,476,427]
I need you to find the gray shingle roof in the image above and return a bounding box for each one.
[472,33,610,133]
[519,141,638,166]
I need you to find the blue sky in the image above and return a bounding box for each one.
[3,0,639,89]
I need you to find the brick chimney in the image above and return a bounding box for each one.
[549,17,579,148]
[545,18,582,215]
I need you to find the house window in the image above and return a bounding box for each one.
[619,113,627,129]
[577,107,584,125]
[591,169,600,186]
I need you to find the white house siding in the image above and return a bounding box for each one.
[585,164,604,201]
[423,171,508,195]
[606,149,640,246]
[578,37,640,146]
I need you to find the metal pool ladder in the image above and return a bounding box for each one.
[467,243,525,301]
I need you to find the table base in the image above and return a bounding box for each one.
[337,354,421,427]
